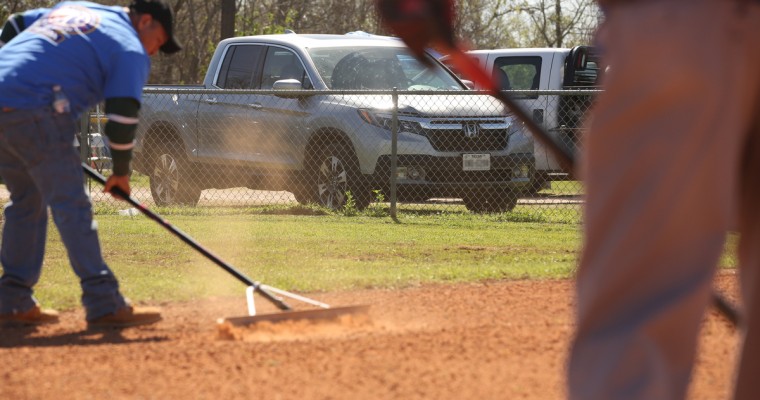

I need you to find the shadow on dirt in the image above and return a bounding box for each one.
[0,327,169,348]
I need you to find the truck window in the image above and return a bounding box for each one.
[309,46,462,90]
[493,56,542,98]
[260,47,310,89]
[440,54,479,80]
[216,45,264,89]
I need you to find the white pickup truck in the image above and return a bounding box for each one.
[442,46,601,190]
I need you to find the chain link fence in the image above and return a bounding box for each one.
[80,88,598,220]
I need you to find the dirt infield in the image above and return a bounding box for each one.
[0,274,740,399]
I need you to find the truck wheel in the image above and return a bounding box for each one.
[149,145,201,206]
[305,143,371,210]
[526,175,548,197]
[290,184,314,206]
[462,190,518,213]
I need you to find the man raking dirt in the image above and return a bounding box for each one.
[0,0,180,329]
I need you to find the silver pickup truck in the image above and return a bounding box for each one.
[133,33,534,212]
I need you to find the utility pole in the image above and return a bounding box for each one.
[221,0,235,40]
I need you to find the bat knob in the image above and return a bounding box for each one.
[376,0,456,57]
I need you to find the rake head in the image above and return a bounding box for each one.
[218,304,370,327]
[217,283,370,327]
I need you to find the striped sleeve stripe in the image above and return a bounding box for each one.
[110,141,136,151]
[106,113,139,125]
[8,16,22,34]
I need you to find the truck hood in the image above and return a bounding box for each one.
[323,93,509,118]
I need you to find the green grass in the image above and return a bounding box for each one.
[10,201,740,312]
[542,180,583,196]
[29,206,582,310]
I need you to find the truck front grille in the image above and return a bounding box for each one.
[419,119,510,152]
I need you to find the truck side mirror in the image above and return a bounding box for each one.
[273,79,309,98]
[570,47,588,71]
[564,46,600,87]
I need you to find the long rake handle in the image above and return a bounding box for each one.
[82,163,292,311]
[445,48,740,327]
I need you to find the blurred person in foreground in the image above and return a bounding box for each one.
[0,0,181,329]
[569,1,760,399]
[376,0,760,398]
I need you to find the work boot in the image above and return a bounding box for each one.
[0,305,60,327]
[87,305,162,329]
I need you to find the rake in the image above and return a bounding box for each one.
[82,163,369,326]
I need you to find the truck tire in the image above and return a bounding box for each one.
[298,143,371,210]
[149,144,201,206]
[462,189,518,213]
[526,175,548,197]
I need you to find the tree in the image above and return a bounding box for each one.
[453,0,523,49]
[1,0,601,84]
[220,0,234,40]
[150,0,221,84]
[1,0,55,26]
[518,0,600,48]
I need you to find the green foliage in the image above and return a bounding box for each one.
[501,64,537,90]
[235,5,300,36]
[363,190,389,218]
[340,191,359,217]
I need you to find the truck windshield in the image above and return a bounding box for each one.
[308,46,464,90]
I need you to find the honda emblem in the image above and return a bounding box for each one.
[463,122,480,139]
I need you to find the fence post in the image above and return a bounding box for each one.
[390,88,399,221]
[79,110,90,192]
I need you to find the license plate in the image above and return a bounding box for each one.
[463,154,490,171]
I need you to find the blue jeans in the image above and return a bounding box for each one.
[0,108,127,320]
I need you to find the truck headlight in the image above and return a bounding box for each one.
[358,109,421,134]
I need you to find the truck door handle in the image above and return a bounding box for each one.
[247,103,263,110]
[204,97,217,104]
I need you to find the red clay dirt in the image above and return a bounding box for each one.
[0,273,740,399]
